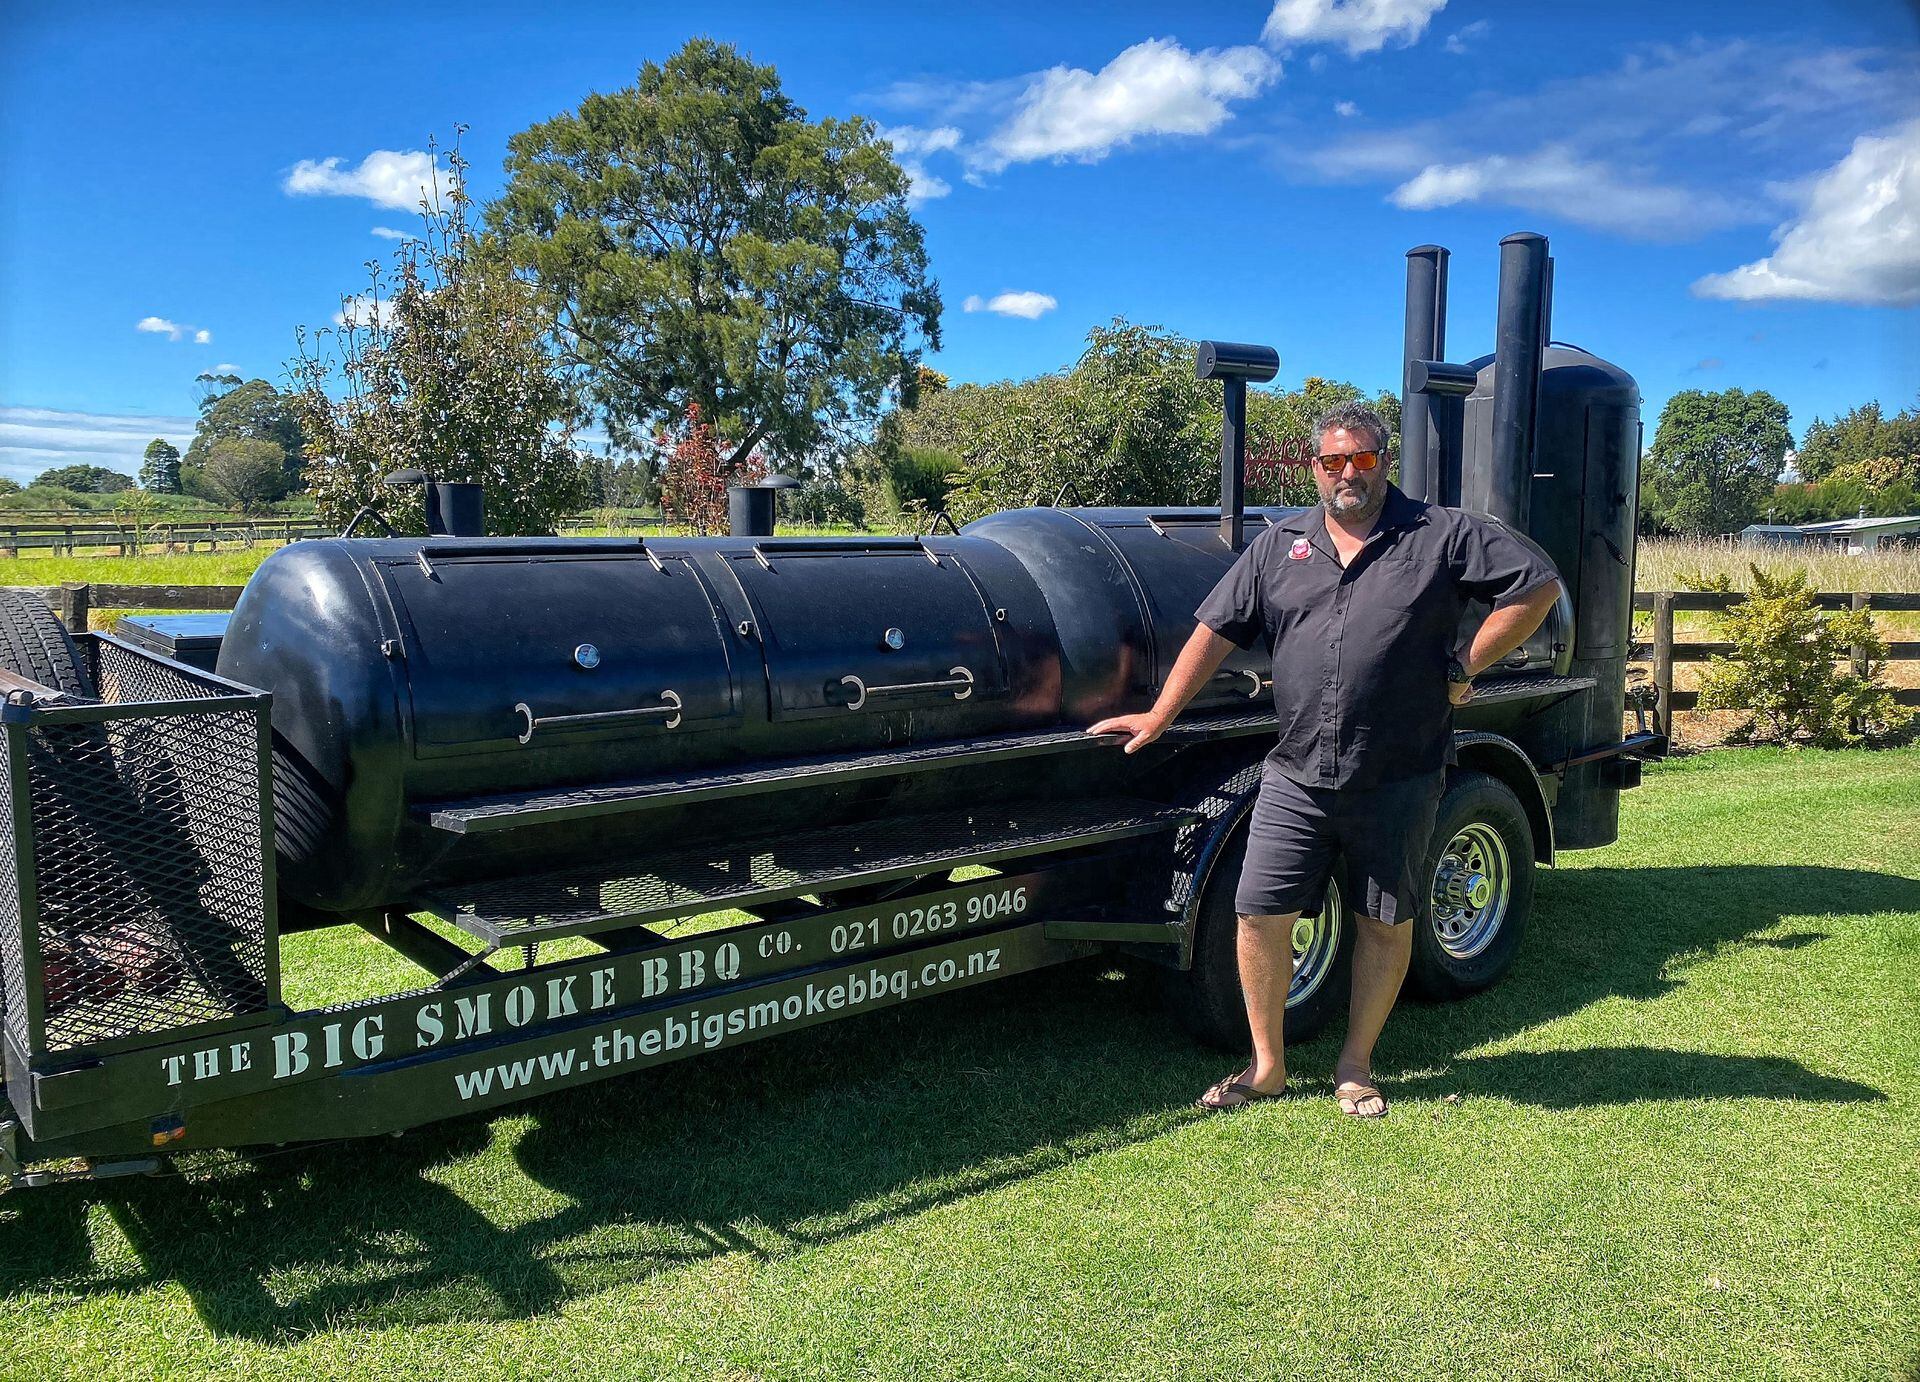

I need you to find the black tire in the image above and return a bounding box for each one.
[1160,822,1353,1050]
[1408,769,1536,999]
[0,588,95,697]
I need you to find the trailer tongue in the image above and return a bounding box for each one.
[1,235,1662,1186]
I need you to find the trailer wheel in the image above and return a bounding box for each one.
[0,588,95,698]
[1408,769,1535,999]
[1161,824,1352,1051]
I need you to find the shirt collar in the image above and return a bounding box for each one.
[1275,482,1426,539]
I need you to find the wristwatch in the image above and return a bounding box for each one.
[1446,656,1471,686]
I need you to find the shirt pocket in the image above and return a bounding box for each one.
[1367,555,1442,613]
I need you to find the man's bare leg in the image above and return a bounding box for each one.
[1333,913,1412,1117]
[1237,911,1300,1093]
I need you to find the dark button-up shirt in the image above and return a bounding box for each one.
[1194,484,1560,789]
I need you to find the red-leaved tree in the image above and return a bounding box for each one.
[659,403,766,535]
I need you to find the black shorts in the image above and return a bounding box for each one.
[1234,766,1446,925]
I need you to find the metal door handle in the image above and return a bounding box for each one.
[515,690,683,743]
[838,666,974,712]
[1211,668,1270,699]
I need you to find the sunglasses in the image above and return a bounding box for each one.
[1315,450,1384,475]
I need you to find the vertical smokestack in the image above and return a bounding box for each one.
[1489,231,1549,531]
[1194,340,1279,551]
[1400,245,1449,504]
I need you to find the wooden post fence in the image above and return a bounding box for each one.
[1632,590,1920,733]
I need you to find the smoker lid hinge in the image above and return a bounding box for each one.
[380,639,404,661]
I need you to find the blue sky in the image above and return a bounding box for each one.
[2,0,1917,483]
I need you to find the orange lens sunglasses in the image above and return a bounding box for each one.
[1315,449,1384,475]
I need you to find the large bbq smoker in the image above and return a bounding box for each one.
[0,236,1661,1184]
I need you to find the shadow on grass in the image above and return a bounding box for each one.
[0,862,1911,1338]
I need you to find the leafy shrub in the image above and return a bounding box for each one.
[888,318,1392,522]
[1695,566,1913,746]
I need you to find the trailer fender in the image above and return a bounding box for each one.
[1453,731,1554,864]
[1152,751,1267,969]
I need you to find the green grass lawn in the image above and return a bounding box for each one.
[2,749,1917,1380]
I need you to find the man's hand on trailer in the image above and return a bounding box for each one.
[1450,582,1564,706]
[1087,625,1237,754]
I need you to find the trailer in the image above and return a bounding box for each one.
[0,235,1663,1186]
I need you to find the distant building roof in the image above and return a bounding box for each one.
[1796,514,1920,535]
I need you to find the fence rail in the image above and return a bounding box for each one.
[1631,590,1920,733]
[0,520,330,555]
[0,514,647,555]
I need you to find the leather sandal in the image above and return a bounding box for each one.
[1195,1068,1288,1112]
[1334,1082,1388,1119]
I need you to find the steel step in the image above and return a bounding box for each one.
[420,710,1280,836]
[413,796,1201,946]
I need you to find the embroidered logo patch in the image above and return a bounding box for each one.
[1289,538,1312,561]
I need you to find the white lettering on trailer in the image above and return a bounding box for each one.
[275,1030,308,1079]
[147,885,1034,1101]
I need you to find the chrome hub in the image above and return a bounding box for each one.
[1428,822,1511,961]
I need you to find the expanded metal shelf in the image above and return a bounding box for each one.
[414,796,1200,945]
[421,708,1281,836]
[1468,673,1596,704]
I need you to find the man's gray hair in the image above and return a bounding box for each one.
[1311,401,1391,453]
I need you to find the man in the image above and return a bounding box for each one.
[1088,402,1561,1119]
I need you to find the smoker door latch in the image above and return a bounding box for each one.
[1211,668,1271,700]
[514,690,684,743]
[837,666,975,712]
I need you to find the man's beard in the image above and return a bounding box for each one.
[1324,478,1386,524]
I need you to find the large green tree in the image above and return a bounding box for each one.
[878,318,1396,526]
[140,438,182,493]
[184,378,306,495]
[201,437,288,514]
[490,39,941,468]
[290,133,584,536]
[31,464,134,493]
[1797,399,1920,481]
[1644,388,1793,536]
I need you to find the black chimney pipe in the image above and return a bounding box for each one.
[1400,245,1449,504]
[727,475,801,538]
[382,469,486,537]
[1195,340,1280,551]
[1488,231,1549,531]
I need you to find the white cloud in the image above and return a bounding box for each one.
[0,405,197,483]
[1443,19,1488,55]
[979,39,1277,170]
[137,316,212,344]
[370,225,416,240]
[881,125,963,203]
[1386,145,1746,238]
[212,363,240,374]
[1693,119,1920,307]
[285,150,454,211]
[1262,0,1447,55]
[333,294,398,329]
[1334,100,1359,118]
[962,291,1058,319]
[1291,40,1916,245]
